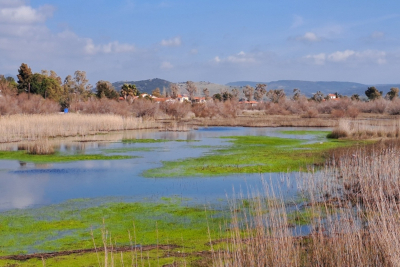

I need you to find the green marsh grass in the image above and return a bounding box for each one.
[0,198,228,257]
[0,150,134,163]
[144,135,361,177]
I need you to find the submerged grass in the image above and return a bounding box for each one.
[122,138,199,144]
[144,135,362,177]
[279,130,331,136]
[0,198,228,257]
[0,150,134,163]
[102,147,155,153]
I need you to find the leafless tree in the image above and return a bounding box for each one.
[231,88,240,99]
[292,88,302,101]
[254,84,267,101]
[186,81,198,99]
[170,83,180,99]
[243,85,254,101]
[266,89,286,103]
[203,88,210,99]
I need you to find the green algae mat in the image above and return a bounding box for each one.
[0,198,227,257]
[144,135,361,177]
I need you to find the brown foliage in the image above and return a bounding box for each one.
[0,93,60,115]
[331,109,345,118]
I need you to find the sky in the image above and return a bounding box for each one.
[0,0,399,85]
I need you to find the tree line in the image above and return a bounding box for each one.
[1,63,399,109]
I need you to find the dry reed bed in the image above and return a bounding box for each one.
[190,115,338,128]
[0,114,162,143]
[331,118,400,139]
[213,142,400,266]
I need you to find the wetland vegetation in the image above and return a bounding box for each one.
[0,126,397,267]
[145,135,362,177]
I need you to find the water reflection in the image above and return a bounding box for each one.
[0,127,329,211]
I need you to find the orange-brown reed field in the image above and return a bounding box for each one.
[212,140,400,266]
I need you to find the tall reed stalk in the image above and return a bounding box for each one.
[0,114,161,143]
[214,142,400,266]
[330,118,400,139]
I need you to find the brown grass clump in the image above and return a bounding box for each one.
[345,106,360,118]
[330,109,345,118]
[330,119,400,139]
[26,140,55,155]
[301,108,319,118]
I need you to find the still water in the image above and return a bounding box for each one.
[0,127,328,211]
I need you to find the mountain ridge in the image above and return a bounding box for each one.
[112,78,400,97]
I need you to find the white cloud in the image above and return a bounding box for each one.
[214,51,257,64]
[305,50,387,65]
[160,61,173,69]
[0,4,55,24]
[291,15,304,28]
[190,48,198,55]
[305,53,326,65]
[84,40,136,55]
[294,32,321,43]
[161,36,181,47]
[328,50,355,62]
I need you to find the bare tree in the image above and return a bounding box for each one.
[254,84,267,101]
[292,88,302,101]
[186,81,198,99]
[203,88,210,100]
[266,89,286,103]
[231,88,240,99]
[73,71,92,99]
[243,85,255,101]
[170,83,180,99]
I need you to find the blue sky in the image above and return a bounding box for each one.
[0,0,399,85]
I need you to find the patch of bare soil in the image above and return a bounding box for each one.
[0,244,180,261]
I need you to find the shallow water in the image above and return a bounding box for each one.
[0,127,329,211]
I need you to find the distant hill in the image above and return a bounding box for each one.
[176,81,231,96]
[111,78,400,98]
[112,79,231,96]
[112,78,171,94]
[227,80,400,97]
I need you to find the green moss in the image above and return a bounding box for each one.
[0,199,228,257]
[144,135,362,177]
[122,139,199,144]
[0,150,134,163]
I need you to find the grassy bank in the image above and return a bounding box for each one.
[144,135,362,177]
